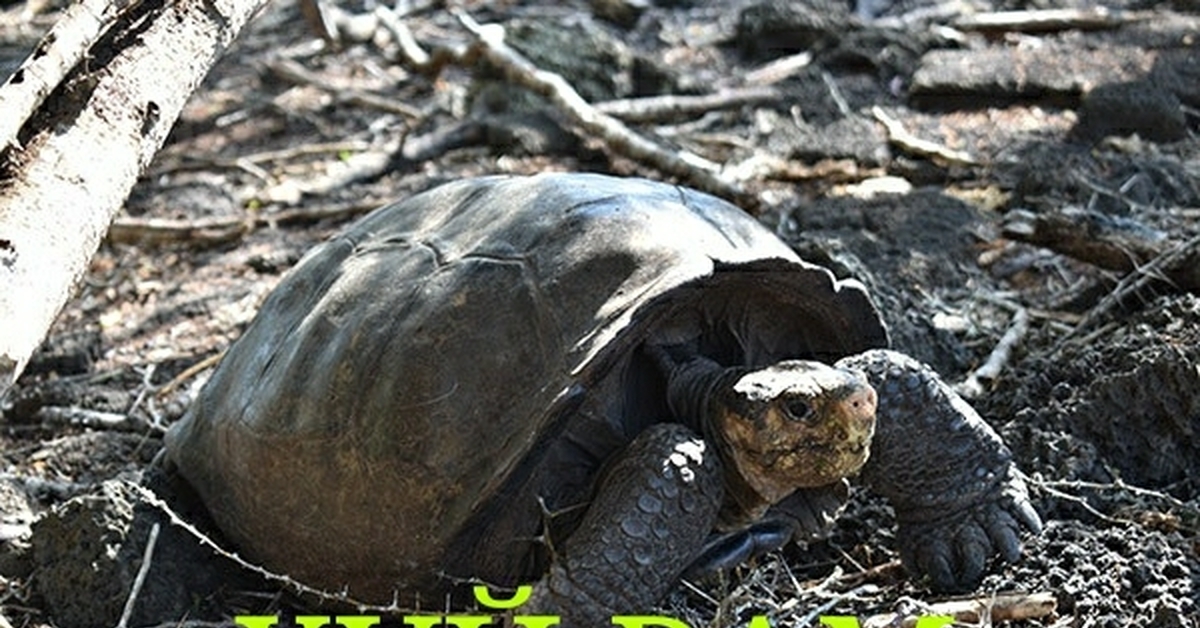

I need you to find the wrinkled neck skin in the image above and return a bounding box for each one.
[651,346,773,529]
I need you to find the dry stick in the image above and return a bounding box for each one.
[0,0,131,149]
[1054,232,1200,351]
[146,140,373,180]
[454,11,755,209]
[870,106,978,167]
[108,200,383,247]
[131,484,410,613]
[34,405,158,433]
[117,522,161,628]
[1035,481,1131,526]
[862,592,1057,628]
[267,56,423,119]
[956,307,1030,399]
[258,142,400,204]
[155,349,225,398]
[0,0,270,399]
[795,584,878,626]
[821,71,852,118]
[742,51,812,86]
[953,7,1145,32]
[1041,478,1190,511]
[592,86,782,124]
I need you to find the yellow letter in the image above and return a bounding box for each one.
[819,618,860,628]
[334,617,381,628]
[746,616,771,628]
[610,616,691,628]
[914,616,954,628]
[295,617,332,628]
[444,615,492,628]
[235,617,279,628]
[474,584,533,609]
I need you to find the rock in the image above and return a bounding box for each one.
[1071,80,1187,143]
[735,0,855,60]
[30,477,244,628]
[910,45,1153,108]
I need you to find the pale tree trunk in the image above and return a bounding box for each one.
[0,0,269,398]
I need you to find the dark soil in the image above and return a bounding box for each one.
[1,0,1197,626]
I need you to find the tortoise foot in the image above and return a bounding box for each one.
[527,423,722,626]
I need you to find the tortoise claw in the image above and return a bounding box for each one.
[685,518,794,576]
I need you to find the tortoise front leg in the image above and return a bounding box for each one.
[836,349,1042,591]
[526,423,723,626]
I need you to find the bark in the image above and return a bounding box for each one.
[0,0,269,398]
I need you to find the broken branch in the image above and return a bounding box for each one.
[593,86,781,124]
[455,11,754,209]
[871,106,978,166]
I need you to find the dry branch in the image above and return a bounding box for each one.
[0,0,270,398]
[267,56,423,120]
[1055,232,1200,346]
[108,200,383,247]
[863,592,1057,627]
[593,87,781,124]
[956,306,1029,399]
[953,7,1146,32]
[1002,207,1200,293]
[871,106,978,166]
[742,51,812,86]
[455,11,754,209]
[116,522,161,628]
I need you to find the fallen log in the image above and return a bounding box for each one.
[0,0,269,398]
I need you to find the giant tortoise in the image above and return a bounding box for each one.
[164,173,1041,623]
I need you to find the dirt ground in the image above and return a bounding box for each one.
[1,0,1198,626]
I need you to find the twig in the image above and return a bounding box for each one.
[455,11,755,209]
[155,350,225,399]
[131,484,415,613]
[870,106,978,166]
[1055,232,1200,348]
[956,307,1029,399]
[1040,478,1190,511]
[953,8,1146,32]
[862,591,1057,627]
[1033,481,1132,526]
[108,200,383,247]
[726,154,884,184]
[796,584,878,627]
[592,87,782,124]
[258,140,401,204]
[117,522,161,628]
[742,51,812,86]
[146,140,373,180]
[0,473,96,500]
[267,56,422,120]
[821,71,852,118]
[1001,207,1168,276]
[34,405,160,433]
[372,6,431,69]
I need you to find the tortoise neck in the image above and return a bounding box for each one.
[652,349,769,526]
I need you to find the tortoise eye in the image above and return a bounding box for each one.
[783,398,815,423]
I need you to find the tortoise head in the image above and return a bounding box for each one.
[712,361,877,506]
